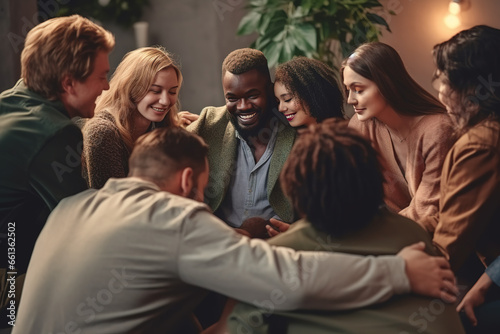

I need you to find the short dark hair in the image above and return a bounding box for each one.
[433,25,500,129]
[222,48,271,79]
[275,57,344,122]
[280,119,384,236]
[342,42,445,117]
[129,127,208,184]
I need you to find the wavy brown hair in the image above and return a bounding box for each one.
[281,119,383,236]
[21,15,115,100]
[433,25,500,130]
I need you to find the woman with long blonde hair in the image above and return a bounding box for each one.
[82,46,182,188]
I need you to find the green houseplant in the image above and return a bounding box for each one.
[237,0,393,69]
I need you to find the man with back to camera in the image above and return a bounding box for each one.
[0,15,114,326]
[12,126,457,333]
[187,48,296,238]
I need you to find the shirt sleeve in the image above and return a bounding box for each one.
[486,256,500,287]
[82,118,128,189]
[28,125,88,210]
[176,209,410,311]
[433,142,500,271]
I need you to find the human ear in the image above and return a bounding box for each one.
[180,167,194,198]
[61,74,76,95]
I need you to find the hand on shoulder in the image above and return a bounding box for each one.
[398,242,458,302]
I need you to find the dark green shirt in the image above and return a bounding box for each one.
[0,79,87,272]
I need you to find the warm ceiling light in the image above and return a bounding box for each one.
[449,1,461,15]
[444,14,461,29]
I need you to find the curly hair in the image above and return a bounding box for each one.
[95,46,182,151]
[275,57,344,122]
[222,48,271,79]
[21,15,114,100]
[433,25,500,130]
[342,42,445,117]
[280,118,384,236]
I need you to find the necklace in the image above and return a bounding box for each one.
[386,126,408,143]
[394,133,407,143]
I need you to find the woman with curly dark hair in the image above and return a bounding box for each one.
[430,25,500,333]
[274,56,345,127]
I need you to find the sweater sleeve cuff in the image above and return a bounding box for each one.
[380,255,411,294]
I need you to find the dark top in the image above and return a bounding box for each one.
[0,79,87,272]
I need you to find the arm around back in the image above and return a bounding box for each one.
[175,209,459,311]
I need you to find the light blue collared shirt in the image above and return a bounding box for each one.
[486,256,500,287]
[215,124,279,227]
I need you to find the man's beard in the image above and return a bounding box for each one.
[228,109,273,140]
[187,180,203,202]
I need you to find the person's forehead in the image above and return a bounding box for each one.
[223,69,269,91]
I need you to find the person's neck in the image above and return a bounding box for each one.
[377,108,422,142]
[59,98,78,119]
[241,116,274,163]
[242,116,273,148]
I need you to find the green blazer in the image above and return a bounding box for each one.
[187,106,296,223]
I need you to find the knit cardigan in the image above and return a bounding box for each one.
[81,110,130,189]
[349,113,455,227]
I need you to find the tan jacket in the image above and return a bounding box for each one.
[428,120,500,272]
[349,113,455,227]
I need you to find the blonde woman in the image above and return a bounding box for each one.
[82,46,183,188]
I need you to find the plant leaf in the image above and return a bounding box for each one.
[262,40,283,68]
[237,11,262,35]
[293,23,317,51]
[279,37,294,63]
[366,12,391,32]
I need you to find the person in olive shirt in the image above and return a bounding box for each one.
[0,15,114,325]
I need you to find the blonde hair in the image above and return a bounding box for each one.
[21,15,115,100]
[96,46,182,151]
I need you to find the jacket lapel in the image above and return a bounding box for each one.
[267,123,296,198]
